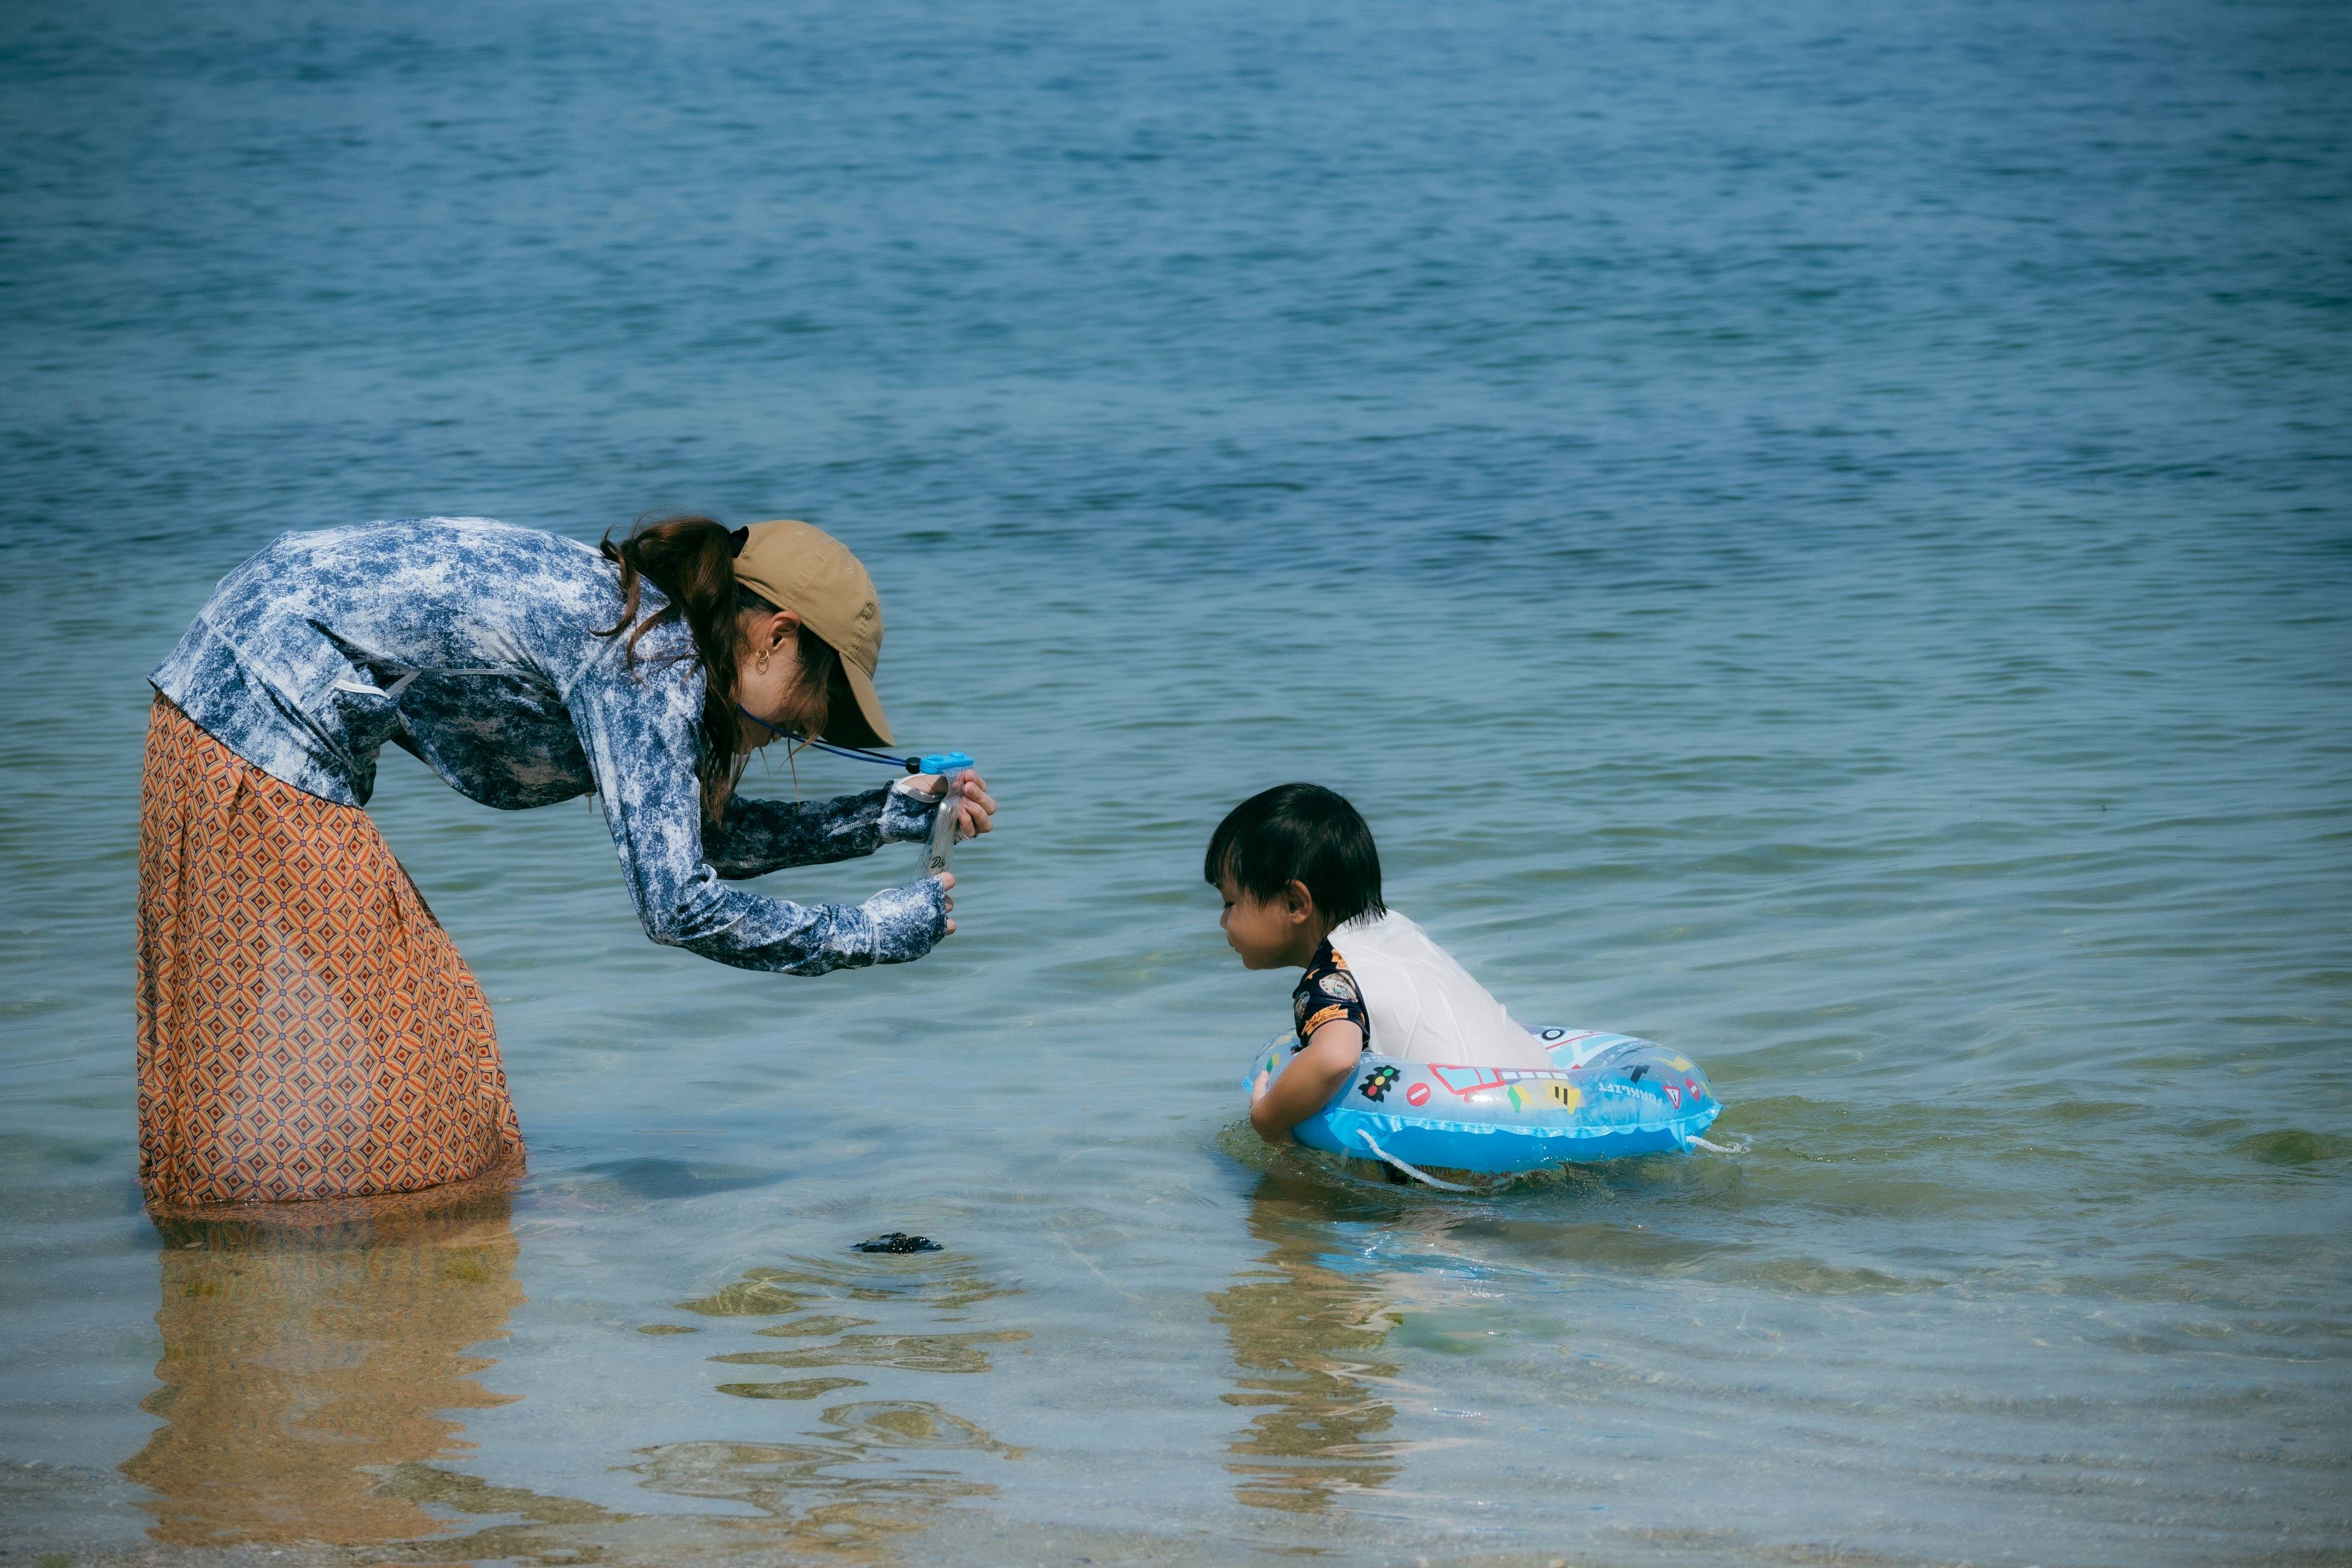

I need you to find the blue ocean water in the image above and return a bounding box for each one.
[2,0,2347,1561]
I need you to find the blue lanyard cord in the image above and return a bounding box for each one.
[736,704,922,772]
[810,737,924,772]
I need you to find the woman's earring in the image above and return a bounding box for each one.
[756,650,770,672]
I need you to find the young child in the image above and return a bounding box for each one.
[1207,783,1555,1146]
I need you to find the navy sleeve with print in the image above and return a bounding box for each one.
[1291,940,1371,1053]
[149,517,948,975]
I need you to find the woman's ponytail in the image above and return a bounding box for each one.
[597,514,838,821]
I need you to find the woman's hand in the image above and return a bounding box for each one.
[932,871,957,936]
[912,771,997,841]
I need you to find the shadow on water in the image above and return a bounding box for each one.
[676,1250,1029,1402]
[597,1242,1030,1556]
[1206,1170,1423,1515]
[674,1249,1021,1319]
[120,1195,1026,1561]
[592,1247,1030,1559]
[356,1398,1023,1565]
[121,1188,526,1547]
[576,1156,793,1201]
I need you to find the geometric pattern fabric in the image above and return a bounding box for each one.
[137,698,525,1210]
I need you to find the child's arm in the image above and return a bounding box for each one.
[1250,1022,1364,1145]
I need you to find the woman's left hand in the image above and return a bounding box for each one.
[914,771,996,840]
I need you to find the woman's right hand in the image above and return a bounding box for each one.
[948,772,996,840]
[933,871,956,936]
[908,771,997,841]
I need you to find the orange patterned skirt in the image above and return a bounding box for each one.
[137,697,524,1212]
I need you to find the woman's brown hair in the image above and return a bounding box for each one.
[596,514,841,821]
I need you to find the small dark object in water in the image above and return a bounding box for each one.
[854,1232,941,1254]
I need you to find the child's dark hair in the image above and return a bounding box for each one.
[1204,784,1387,927]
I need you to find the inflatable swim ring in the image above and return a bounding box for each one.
[1240,1027,1722,1184]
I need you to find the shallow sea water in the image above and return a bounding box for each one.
[2,0,2348,1563]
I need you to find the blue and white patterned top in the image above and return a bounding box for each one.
[149,517,948,974]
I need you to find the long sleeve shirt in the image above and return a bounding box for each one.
[149,516,946,974]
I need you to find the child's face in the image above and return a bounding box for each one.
[1217,873,1320,970]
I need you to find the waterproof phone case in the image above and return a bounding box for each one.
[920,752,975,876]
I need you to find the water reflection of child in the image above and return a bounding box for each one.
[1207,783,1553,1146]
[1207,1170,1406,1510]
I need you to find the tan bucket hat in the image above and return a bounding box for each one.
[731,519,892,747]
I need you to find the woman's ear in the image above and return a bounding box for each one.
[750,607,802,652]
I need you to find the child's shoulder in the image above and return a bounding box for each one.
[1298,938,1358,991]
[1292,938,1370,1049]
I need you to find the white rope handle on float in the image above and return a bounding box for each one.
[1356,1129,1478,1191]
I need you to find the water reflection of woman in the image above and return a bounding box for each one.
[1205,1173,1407,1512]
[121,1188,524,1547]
[137,515,995,1210]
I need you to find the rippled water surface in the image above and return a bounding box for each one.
[2,0,2348,1562]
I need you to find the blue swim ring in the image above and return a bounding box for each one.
[1239,1027,1722,1178]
